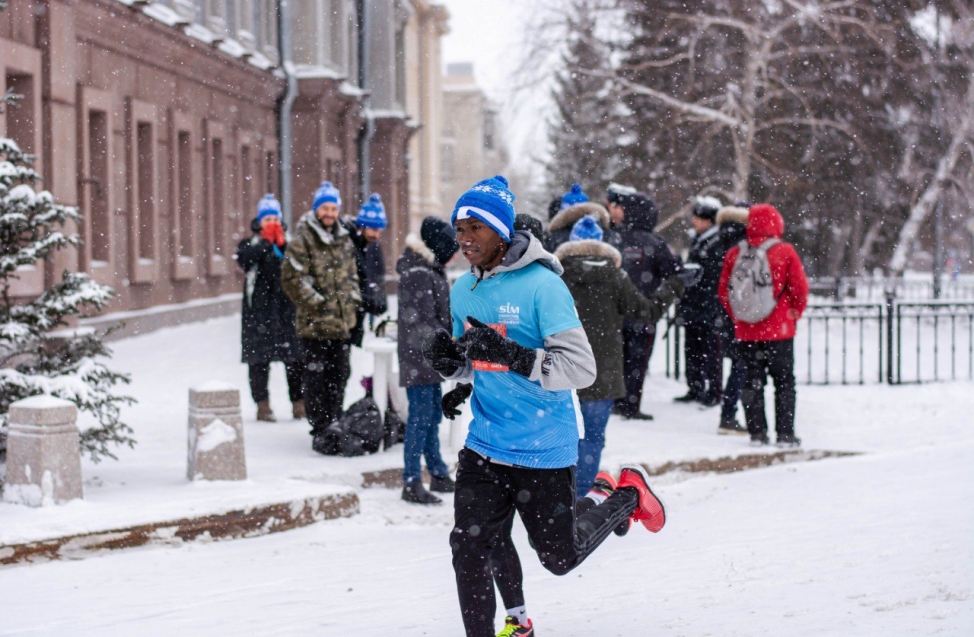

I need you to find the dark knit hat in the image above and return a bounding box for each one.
[514,213,544,242]
[547,196,563,221]
[420,216,459,265]
[691,196,721,222]
[606,182,637,205]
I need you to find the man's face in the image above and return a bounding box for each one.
[690,215,714,235]
[360,227,382,243]
[607,201,625,225]
[454,217,507,270]
[315,202,340,228]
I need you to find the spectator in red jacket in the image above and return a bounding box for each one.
[718,204,809,447]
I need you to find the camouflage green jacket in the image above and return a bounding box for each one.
[281,211,361,340]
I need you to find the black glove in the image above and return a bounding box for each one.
[676,263,704,288]
[441,383,473,420]
[458,316,537,377]
[422,329,465,376]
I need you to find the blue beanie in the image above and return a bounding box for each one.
[256,194,282,221]
[356,193,387,229]
[569,215,604,242]
[560,183,589,210]
[451,175,516,243]
[312,181,342,211]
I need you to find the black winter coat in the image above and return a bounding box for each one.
[396,236,452,388]
[555,240,684,402]
[679,225,725,324]
[617,201,683,304]
[236,219,301,364]
[342,217,388,347]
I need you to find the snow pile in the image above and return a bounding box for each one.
[195,419,238,453]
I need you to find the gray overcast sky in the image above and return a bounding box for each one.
[437,0,553,179]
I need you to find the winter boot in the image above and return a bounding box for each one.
[673,391,702,403]
[717,419,748,435]
[402,481,442,505]
[256,400,276,422]
[626,410,655,421]
[698,393,721,408]
[749,433,770,447]
[775,434,802,449]
[429,475,456,493]
[497,616,534,636]
[291,400,306,420]
[617,464,666,533]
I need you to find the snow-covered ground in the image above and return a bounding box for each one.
[1,314,972,636]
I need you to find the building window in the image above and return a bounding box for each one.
[2,56,45,297]
[441,144,455,183]
[265,150,278,198]
[177,131,194,260]
[394,22,406,108]
[346,0,359,82]
[241,144,253,220]
[205,120,229,276]
[86,110,111,265]
[127,99,159,284]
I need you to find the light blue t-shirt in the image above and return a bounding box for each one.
[451,262,582,469]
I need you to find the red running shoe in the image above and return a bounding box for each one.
[497,616,533,636]
[617,464,666,533]
[588,471,617,498]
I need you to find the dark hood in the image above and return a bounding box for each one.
[622,193,659,232]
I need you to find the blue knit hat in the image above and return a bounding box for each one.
[256,194,282,221]
[451,175,516,243]
[356,193,387,229]
[312,181,341,211]
[560,183,589,210]
[569,215,604,242]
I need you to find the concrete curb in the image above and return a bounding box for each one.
[0,491,359,567]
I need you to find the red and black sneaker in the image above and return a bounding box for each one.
[588,471,617,499]
[617,464,666,533]
[497,616,534,636]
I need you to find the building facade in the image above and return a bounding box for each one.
[439,62,507,215]
[0,0,444,321]
[404,0,449,228]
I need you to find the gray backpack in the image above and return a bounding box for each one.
[728,238,781,323]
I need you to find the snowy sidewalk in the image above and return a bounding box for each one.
[0,314,972,635]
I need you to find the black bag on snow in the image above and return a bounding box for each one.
[320,396,385,457]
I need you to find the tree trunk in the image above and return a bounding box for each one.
[889,76,974,274]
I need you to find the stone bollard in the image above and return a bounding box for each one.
[2,395,83,506]
[188,382,246,481]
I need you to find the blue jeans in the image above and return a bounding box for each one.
[403,384,449,484]
[576,399,614,496]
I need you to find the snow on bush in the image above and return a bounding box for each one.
[0,90,135,471]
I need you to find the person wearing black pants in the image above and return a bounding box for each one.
[452,449,640,636]
[248,362,304,409]
[300,338,351,437]
[738,339,797,443]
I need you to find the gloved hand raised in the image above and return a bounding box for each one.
[441,383,472,420]
[260,220,286,247]
[422,329,466,377]
[458,316,537,378]
[676,263,703,288]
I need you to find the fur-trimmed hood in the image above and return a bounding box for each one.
[548,202,611,234]
[297,210,349,245]
[554,239,622,269]
[397,233,443,276]
[403,233,436,265]
[717,206,749,226]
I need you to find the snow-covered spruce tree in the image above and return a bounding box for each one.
[0,90,135,465]
[546,0,622,197]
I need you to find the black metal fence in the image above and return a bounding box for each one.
[661,298,974,385]
[808,276,974,301]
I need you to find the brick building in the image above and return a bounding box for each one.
[0,0,447,329]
